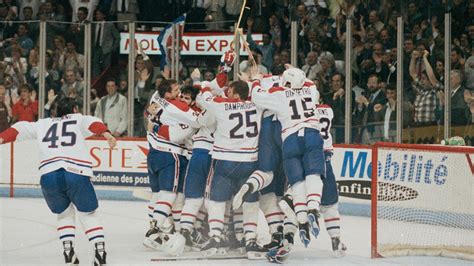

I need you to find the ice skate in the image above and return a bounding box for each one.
[307,209,321,238]
[331,236,347,258]
[93,241,107,266]
[62,240,79,265]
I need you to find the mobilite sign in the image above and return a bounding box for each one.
[119,32,263,56]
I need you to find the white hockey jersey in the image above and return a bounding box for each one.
[198,92,262,162]
[147,93,200,155]
[251,79,320,141]
[5,114,108,176]
[314,104,334,151]
[256,74,282,119]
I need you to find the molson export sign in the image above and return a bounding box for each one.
[119,32,263,56]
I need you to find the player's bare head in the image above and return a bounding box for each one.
[228,80,249,100]
[180,86,199,106]
[56,97,79,117]
[282,68,306,89]
[158,79,179,100]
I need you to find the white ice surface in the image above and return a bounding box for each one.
[1,197,472,266]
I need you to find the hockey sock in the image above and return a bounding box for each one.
[207,200,226,237]
[260,193,284,234]
[152,191,177,228]
[57,204,76,243]
[180,197,203,231]
[305,174,323,211]
[224,201,232,233]
[291,181,308,224]
[321,203,341,238]
[78,210,105,245]
[196,206,207,229]
[247,170,273,193]
[172,193,185,232]
[242,201,259,241]
[148,192,160,220]
[232,207,244,240]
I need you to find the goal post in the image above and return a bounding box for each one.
[371,142,474,261]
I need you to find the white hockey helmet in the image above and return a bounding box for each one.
[281,68,306,89]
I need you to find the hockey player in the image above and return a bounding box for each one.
[232,71,287,250]
[250,68,325,247]
[144,79,201,249]
[197,80,268,259]
[0,97,115,266]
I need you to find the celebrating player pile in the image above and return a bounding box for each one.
[142,50,347,262]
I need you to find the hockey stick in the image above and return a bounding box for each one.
[132,188,152,201]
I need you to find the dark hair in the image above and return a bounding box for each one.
[331,72,345,82]
[105,78,117,85]
[386,83,396,91]
[157,79,177,98]
[368,73,380,82]
[56,97,78,117]
[181,86,199,101]
[78,6,89,15]
[19,84,32,92]
[23,6,33,11]
[230,80,250,100]
[272,65,286,75]
[18,23,29,31]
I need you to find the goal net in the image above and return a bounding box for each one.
[371,142,474,261]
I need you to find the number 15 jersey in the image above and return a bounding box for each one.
[6,114,108,176]
[251,79,320,141]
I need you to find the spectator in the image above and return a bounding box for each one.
[92,8,120,78]
[3,74,18,104]
[354,74,387,143]
[367,10,384,33]
[410,67,439,127]
[437,70,471,126]
[44,89,58,118]
[204,0,225,31]
[94,79,128,137]
[40,1,66,49]
[0,83,12,131]
[317,52,337,88]
[68,6,90,54]
[246,17,277,70]
[21,6,38,42]
[3,45,27,86]
[323,72,347,143]
[118,78,128,96]
[0,3,17,41]
[11,84,38,123]
[70,0,98,22]
[240,48,268,75]
[60,69,84,106]
[58,40,84,74]
[373,84,413,142]
[302,51,320,81]
[18,0,40,19]
[451,47,465,71]
[3,23,34,57]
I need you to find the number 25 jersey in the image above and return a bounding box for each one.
[198,94,263,162]
[9,114,108,176]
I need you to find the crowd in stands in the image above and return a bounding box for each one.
[0,0,472,144]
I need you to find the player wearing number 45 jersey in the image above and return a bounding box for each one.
[0,98,116,266]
